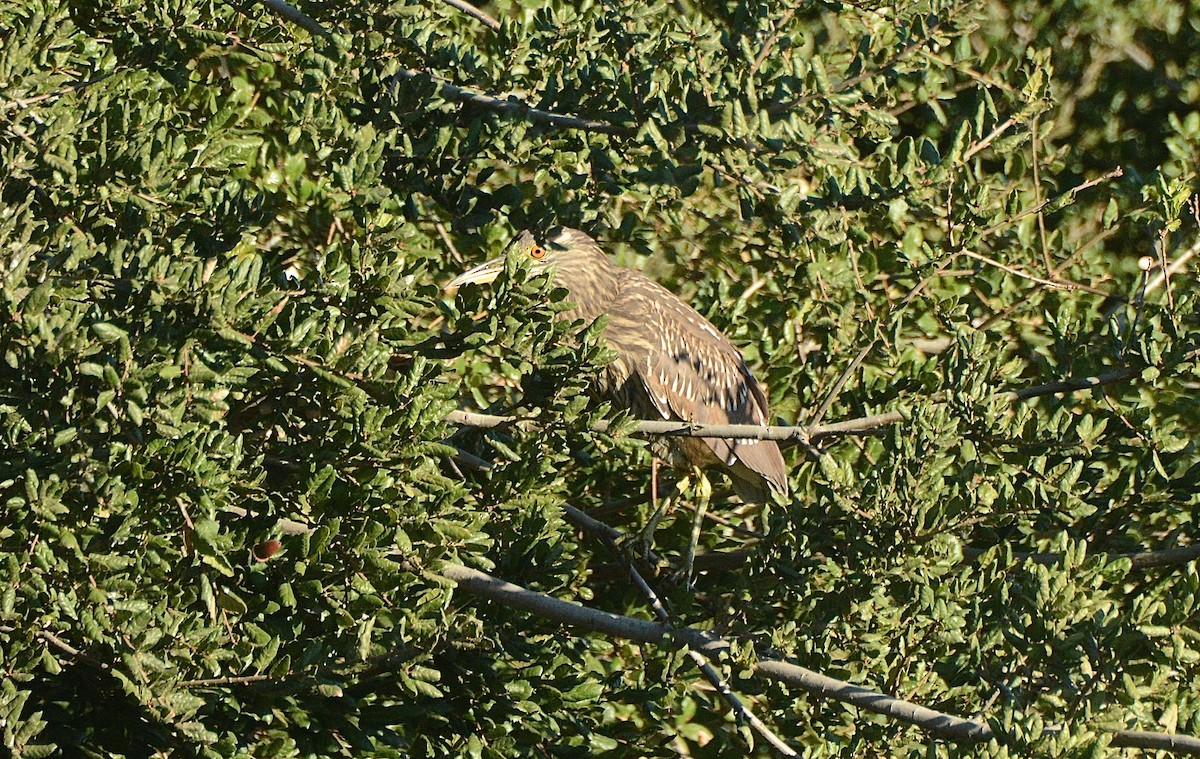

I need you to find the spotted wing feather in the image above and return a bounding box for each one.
[604,273,788,500]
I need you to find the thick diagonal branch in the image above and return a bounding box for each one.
[442,565,996,743]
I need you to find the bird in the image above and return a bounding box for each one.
[445,226,788,504]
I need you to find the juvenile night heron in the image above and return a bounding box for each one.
[446,226,788,503]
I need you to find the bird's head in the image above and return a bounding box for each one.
[444,226,609,295]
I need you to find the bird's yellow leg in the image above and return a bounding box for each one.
[634,466,686,564]
[651,457,659,516]
[681,467,711,590]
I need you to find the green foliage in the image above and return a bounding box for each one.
[1,0,1198,755]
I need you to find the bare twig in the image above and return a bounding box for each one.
[680,500,765,539]
[3,628,113,674]
[636,577,798,755]
[959,249,1077,291]
[812,410,905,435]
[38,630,91,661]
[977,167,1124,239]
[0,71,121,113]
[433,221,465,264]
[1157,231,1178,328]
[1146,236,1199,300]
[1003,366,1137,401]
[437,0,500,30]
[1101,236,1199,322]
[962,117,1018,161]
[810,342,874,428]
[919,51,1018,96]
[1030,114,1053,273]
[751,7,796,74]
[975,225,1120,333]
[180,674,274,688]
[563,504,666,567]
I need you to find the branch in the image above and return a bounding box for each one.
[581,511,797,755]
[180,674,273,688]
[963,541,1200,570]
[977,167,1124,239]
[438,0,500,30]
[1004,367,1138,401]
[443,408,885,443]
[1106,236,1200,320]
[563,504,667,567]
[1145,237,1200,299]
[209,507,1200,747]
[391,69,626,133]
[1110,730,1200,754]
[36,629,111,672]
[254,0,332,37]
[439,564,728,655]
[248,0,623,133]
[959,249,1078,292]
[0,71,121,113]
[443,565,996,743]
[754,661,994,742]
[811,410,905,435]
[1127,543,1200,569]
[445,356,1144,444]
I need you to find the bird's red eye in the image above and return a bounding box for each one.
[530,245,546,260]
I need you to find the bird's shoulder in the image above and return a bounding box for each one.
[606,268,767,426]
[608,268,742,358]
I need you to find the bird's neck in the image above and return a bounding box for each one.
[552,257,619,324]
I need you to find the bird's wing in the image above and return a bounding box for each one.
[606,274,788,496]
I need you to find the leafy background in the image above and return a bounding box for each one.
[1,0,1198,755]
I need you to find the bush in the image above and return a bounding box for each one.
[2,0,1198,755]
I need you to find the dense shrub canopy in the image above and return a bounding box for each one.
[2,0,1198,755]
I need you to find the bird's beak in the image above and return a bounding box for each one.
[443,257,505,294]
